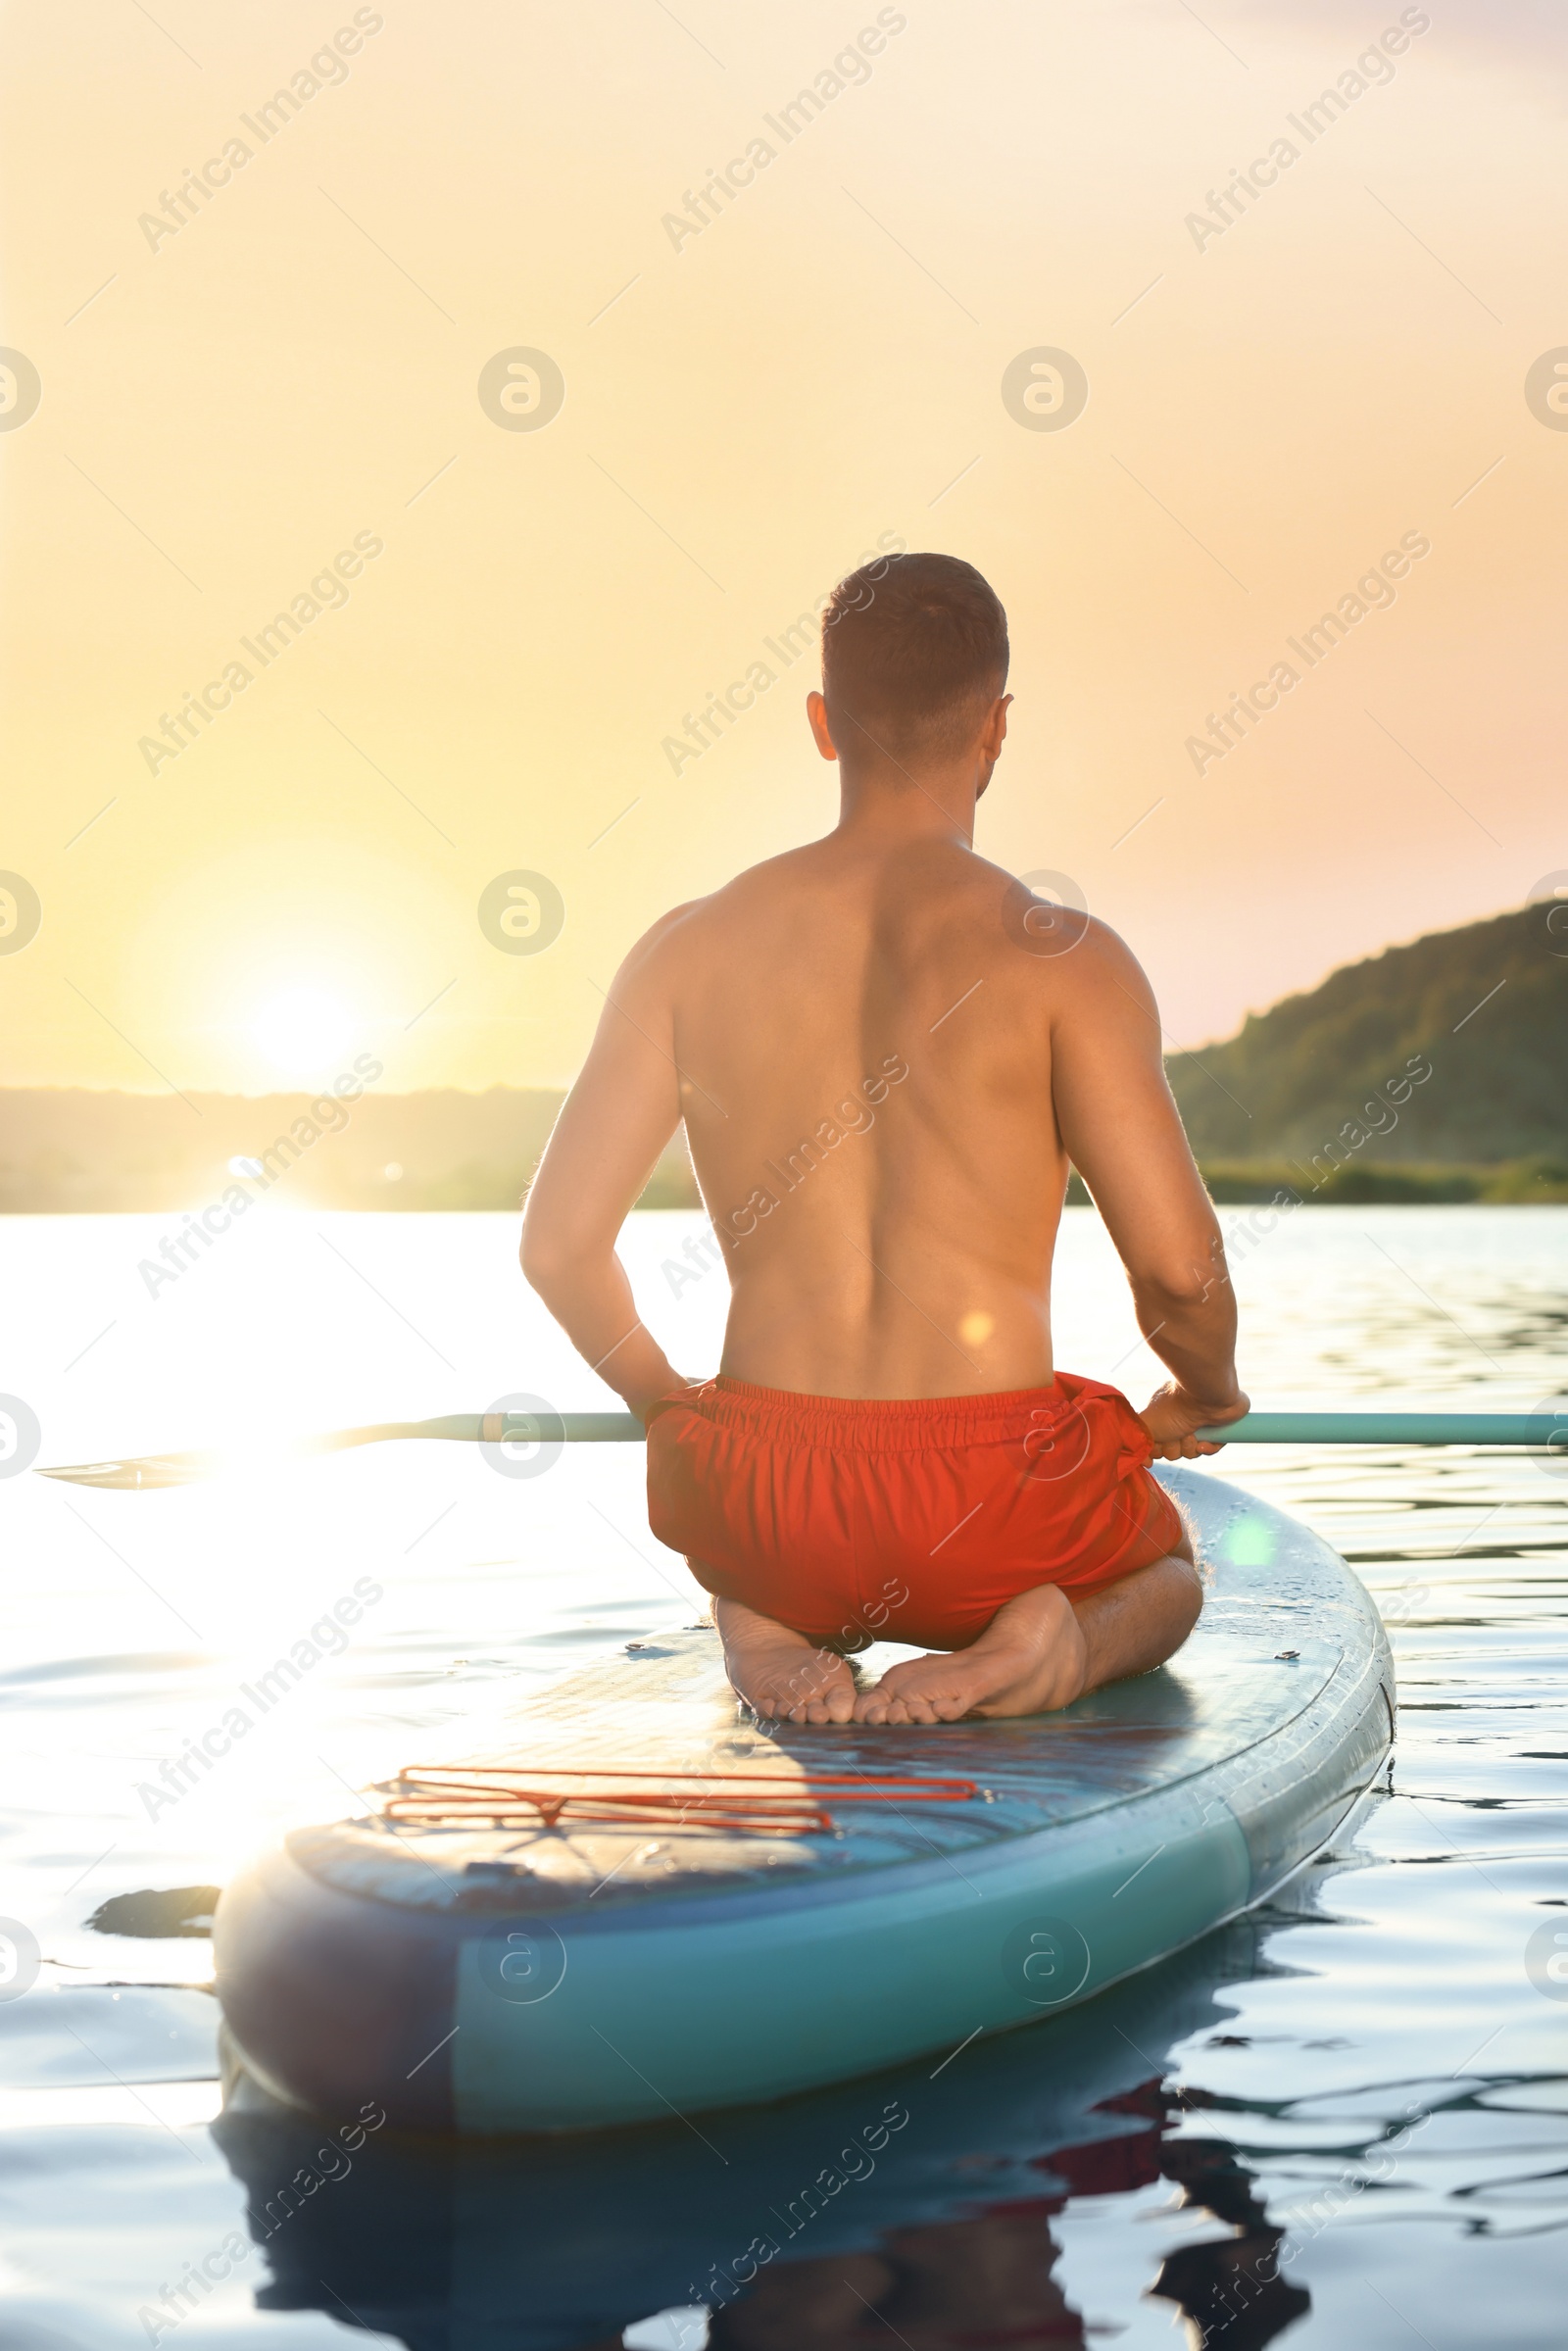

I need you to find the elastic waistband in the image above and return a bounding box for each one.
[656,1371,1130,1452]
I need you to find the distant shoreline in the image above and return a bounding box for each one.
[3,1157,1565,1215]
[1190,1157,1568,1206]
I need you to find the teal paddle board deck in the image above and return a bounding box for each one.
[213,1466,1395,2133]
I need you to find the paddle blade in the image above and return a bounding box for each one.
[35,1453,221,1490]
[32,1418,455,1490]
[31,1412,644,1491]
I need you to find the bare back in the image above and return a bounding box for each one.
[672,836,1067,1396]
[526,826,1222,1402]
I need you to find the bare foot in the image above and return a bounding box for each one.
[714,1596,857,1724]
[853,1585,1088,1725]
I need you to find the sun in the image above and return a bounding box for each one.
[251,985,356,1083]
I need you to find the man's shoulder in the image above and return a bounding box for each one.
[960,856,1140,968]
[620,849,816,969]
[651,847,822,934]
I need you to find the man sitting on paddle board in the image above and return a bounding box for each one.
[522,552,1249,1725]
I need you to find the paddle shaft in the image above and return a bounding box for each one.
[392,1409,1567,1446]
[1202,1411,1565,1446]
[34,1406,1568,1489]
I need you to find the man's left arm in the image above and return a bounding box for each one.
[520,914,694,1418]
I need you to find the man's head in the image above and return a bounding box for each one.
[817,552,1009,773]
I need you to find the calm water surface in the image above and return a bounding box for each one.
[1,1205,1564,2349]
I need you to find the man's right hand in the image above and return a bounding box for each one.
[1139,1382,1250,1460]
[634,1374,706,1428]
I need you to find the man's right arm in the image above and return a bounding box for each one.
[519,910,695,1420]
[1048,922,1248,1457]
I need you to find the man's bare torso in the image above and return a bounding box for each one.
[525,798,1217,1417]
[644,834,1103,1398]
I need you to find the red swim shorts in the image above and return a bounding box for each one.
[646,1372,1186,1653]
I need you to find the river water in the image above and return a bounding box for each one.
[1,1205,1564,2348]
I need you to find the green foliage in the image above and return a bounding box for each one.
[1167,903,1568,1164]
[1198,1158,1568,1205]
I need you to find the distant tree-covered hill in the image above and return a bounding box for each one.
[2,902,1562,1212]
[1166,903,1568,1168]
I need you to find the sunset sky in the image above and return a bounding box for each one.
[1,0,1562,1096]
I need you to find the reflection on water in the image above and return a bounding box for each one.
[209,1921,1309,2351]
[1,1207,1565,2347]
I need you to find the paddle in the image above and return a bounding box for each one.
[33,1408,1568,1489]
[33,1411,645,1490]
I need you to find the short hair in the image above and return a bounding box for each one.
[820,552,1008,759]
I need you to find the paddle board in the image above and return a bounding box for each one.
[213,1464,1394,2133]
